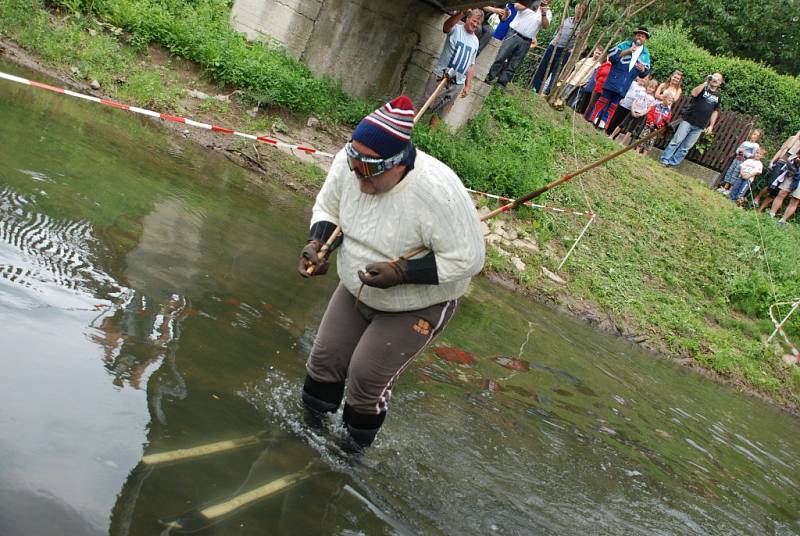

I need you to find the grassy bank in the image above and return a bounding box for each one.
[1,0,799,409]
[419,91,800,403]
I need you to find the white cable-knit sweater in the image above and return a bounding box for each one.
[311,148,485,312]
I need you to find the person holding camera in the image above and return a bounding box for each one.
[660,72,723,168]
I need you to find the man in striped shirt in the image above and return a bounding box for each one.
[297,96,485,449]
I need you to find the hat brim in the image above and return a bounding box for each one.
[634,30,650,38]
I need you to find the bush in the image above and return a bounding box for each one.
[413,89,572,199]
[87,0,371,123]
[647,23,800,148]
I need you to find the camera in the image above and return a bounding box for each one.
[706,75,713,82]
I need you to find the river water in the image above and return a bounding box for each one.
[1,61,798,536]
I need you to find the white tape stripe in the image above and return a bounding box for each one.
[64,89,102,103]
[0,72,32,85]
[129,106,161,118]
[0,70,334,159]
[466,188,593,217]
[183,118,212,129]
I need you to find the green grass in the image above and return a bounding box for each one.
[0,0,186,110]
[88,0,372,123]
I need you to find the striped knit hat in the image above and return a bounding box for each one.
[352,96,415,158]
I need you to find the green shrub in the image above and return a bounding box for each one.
[413,90,571,199]
[82,0,371,123]
[647,23,800,148]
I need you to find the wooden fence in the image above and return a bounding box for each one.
[654,95,758,173]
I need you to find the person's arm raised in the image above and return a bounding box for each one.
[443,10,467,33]
[690,81,706,98]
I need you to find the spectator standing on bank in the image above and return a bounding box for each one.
[557,47,601,108]
[530,3,584,94]
[728,147,765,204]
[637,94,673,156]
[717,129,762,194]
[660,73,723,168]
[753,130,800,210]
[589,27,651,128]
[582,57,611,122]
[656,70,683,102]
[768,154,800,224]
[605,74,647,137]
[420,9,482,128]
[477,4,511,54]
[615,78,657,145]
[486,0,552,89]
[491,2,517,41]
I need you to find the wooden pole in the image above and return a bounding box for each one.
[480,125,665,220]
[398,126,666,261]
[414,70,453,124]
[305,225,341,275]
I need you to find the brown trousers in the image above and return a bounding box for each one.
[306,284,457,415]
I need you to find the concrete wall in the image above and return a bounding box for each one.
[229,0,495,128]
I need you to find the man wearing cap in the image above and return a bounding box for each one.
[486,0,552,89]
[660,73,723,167]
[589,27,651,127]
[421,8,483,128]
[297,96,485,449]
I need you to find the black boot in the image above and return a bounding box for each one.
[342,404,386,450]
[302,375,344,430]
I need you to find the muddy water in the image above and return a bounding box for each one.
[1,60,799,536]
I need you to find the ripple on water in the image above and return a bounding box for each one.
[0,185,126,309]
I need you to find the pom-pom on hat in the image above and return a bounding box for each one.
[351,96,416,158]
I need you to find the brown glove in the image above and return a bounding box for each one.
[357,258,409,289]
[297,240,329,278]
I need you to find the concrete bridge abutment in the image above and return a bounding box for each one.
[229,0,495,129]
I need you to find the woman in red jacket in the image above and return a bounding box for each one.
[582,59,611,123]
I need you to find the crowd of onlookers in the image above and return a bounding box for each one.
[423,1,799,225]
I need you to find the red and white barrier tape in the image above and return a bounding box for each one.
[466,188,594,218]
[0,71,335,158]
[768,300,800,364]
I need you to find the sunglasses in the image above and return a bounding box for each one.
[345,142,407,179]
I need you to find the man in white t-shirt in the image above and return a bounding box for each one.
[486,0,552,89]
[420,8,482,127]
[297,96,485,449]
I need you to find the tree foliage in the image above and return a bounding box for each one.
[642,0,800,76]
[646,23,800,148]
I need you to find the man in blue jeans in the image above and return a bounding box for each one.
[530,3,583,93]
[661,73,723,167]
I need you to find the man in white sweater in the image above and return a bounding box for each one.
[297,96,485,448]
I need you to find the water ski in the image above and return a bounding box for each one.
[160,464,315,533]
[141,433,268,466]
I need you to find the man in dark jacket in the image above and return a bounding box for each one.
[589,27,651,125]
